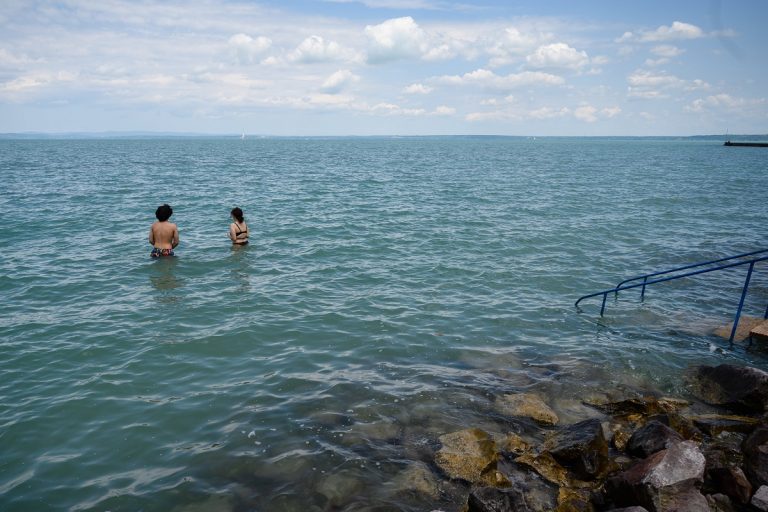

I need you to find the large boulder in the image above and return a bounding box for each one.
[705,466,752,505]
[468,486,552,512]
[743,426,768,488]
[685,364,768,412]
[605,441,705,512]
[626,420,683,458]
[435,428,497,483]
[543,418,609,480]
[495,393,559,426]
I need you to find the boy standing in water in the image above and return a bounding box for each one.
[149,204,179,257]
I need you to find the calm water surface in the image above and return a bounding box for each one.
[1,137,767,511]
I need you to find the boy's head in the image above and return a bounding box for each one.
[155,204,173,221]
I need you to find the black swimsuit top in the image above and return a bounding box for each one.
[233,222,248,240]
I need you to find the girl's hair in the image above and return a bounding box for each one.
[231,207,244,223]
[156,204,173,221]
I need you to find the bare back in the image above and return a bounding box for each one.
[149,221,179,250]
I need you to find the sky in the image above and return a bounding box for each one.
[0,0,766,136]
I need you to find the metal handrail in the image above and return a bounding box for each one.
[614,248,768,301]
[575,255,768,344]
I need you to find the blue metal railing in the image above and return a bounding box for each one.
[575,250,768,344]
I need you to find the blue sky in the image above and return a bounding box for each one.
[0,0,766,135]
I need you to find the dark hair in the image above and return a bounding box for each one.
[156,204,173,221]
[231,207,244,223]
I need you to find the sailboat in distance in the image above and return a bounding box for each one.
[240,130,246,140]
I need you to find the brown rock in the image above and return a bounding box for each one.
[391,462,439,498]
[685,364,768,412]
[705,466,752,505]
[496,393,559,426]
[544,418,609,481]
[646,413,702,441]
[688,414,759,436]
[515,451,575,488]
[556,488,594,512]
[468,485,555,512]
[500,432,531,455]
[435,428,497,483]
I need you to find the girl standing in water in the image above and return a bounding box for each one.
[229,207,249,245]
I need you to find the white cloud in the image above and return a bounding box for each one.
[644,58,669,67]
[574,105,598,122]
[403,83,433,94]
[601,106,621,118]
[228,33,272,64]
[486,27,551,67]
[619,21,705,43]
[526,43,589,71]
[432,105,455,115]
[528,106,569,119]
[686,93,766,113]
[289,35,359,63]
[320,69,360,93]
[436,68,564,91]
[365,16,427,63]
[650,45,684,58]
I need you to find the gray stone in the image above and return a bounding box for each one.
[605,441,705,512]
[706,493,736,512]
[605,508,649,512]
[753,485,768,511]
[655,486,709,511]
[468,486,524,512]
[743,426,768,488]
[685,364,768,412]
[543,418,609,480]
[316,470,364,507]
[626,420,683,458]
[705,465,752,505]
[391,462,439,498]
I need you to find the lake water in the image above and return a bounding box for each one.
[1,137,767,511]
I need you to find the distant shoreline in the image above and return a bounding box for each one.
[1,133,766,141]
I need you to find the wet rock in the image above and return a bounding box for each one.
[495,393,559,426]
[349,420,402,442]
[604,508,649,512]
[705,466,752,505]
[605,441,705,512]
[467,486,528,512]
[496,459,558,510]
[316,470,364,507]
[556,487,593,512]
[685,364,768,412]
[743,426,768,488]
[706,493,736,512]
[655,486,709,511]
[753,485,768,511]
[688,414,759,436]
[552,398,602,425]
[543,418,609,480]
[499,432,531,455]
[626,420,683,458]
[610,423,633,452]
[391,462,439,499]
[646,413,702,441]
[435,428,497,483]
[586,396,684,418]
[515,451,573,487]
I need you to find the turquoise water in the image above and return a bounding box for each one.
[1,137,767,511]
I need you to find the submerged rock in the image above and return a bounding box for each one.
[495,393,559,426]
[435,428,497,483]
[688,413,759,436]
[685,364,768,412]
[316,470,364,507]
[391,461,439,499]
[499,432,531,455]
[626,420,683,459]
[543,418,609,481]
[605,441,705,512]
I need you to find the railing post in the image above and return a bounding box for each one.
[641,276,648,302]
[729,261,755,345]
[600,293,607,316]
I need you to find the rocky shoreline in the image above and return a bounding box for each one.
[395,363,768,511]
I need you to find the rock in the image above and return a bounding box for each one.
[705,466,752,505]
[435,428,497,483]
[685,364,768,412]
[499,432,531,455]
[316,470,364,508]
[610,423,633,452]
[391,462,439,498]
[604,508,649,512]
[349,420,402,442]
[655,486,709,511]
[468,486,530,512]
[743,426,768,488]
[753,485,768,511]
[605,441,705,512]
[586,396,683,418]
[495,393,559,426]
[496,459,559,510]
[556,487,593,511]
[646,413,702,441]
[626,420,683,458]
[706,493,736,512]
[543,418,609,480]
[688,414,759,436]
[515,451,573,488]
[171,495,235,512]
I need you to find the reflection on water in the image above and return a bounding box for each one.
[149,256,183,303]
